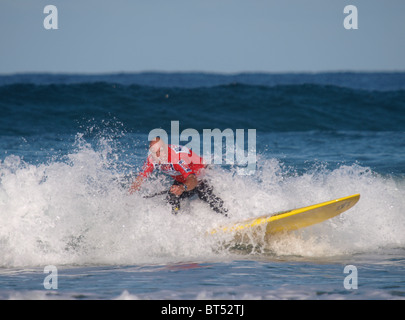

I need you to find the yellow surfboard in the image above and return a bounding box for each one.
[210,194,360,236]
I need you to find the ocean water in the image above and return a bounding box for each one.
[0,72,404,302]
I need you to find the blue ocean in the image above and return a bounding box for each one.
[0,72,404,302]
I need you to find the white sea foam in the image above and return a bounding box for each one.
[0,139,404,268]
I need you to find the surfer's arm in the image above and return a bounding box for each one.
[184,173,198,191]
[129,159,153,194]
[170,174,198,196]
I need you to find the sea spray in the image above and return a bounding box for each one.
[1,134,404,268]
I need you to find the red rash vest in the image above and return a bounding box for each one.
[139,144,206,183]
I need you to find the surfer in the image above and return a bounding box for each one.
[129,137,228,216]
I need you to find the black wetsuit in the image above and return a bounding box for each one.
[166,180,228,216]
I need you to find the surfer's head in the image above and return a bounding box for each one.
[149,137,168,163]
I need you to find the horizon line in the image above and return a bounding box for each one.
[1,69,405,76]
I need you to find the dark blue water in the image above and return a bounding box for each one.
[0,72,404,300]
[1,75,405,134]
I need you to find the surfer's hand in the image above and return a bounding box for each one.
[129,176,145,195]
[170,184,185,196]
[129,184,139,194]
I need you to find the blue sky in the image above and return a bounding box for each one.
[1,0,404,74]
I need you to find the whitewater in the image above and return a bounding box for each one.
[1,136,404,267]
